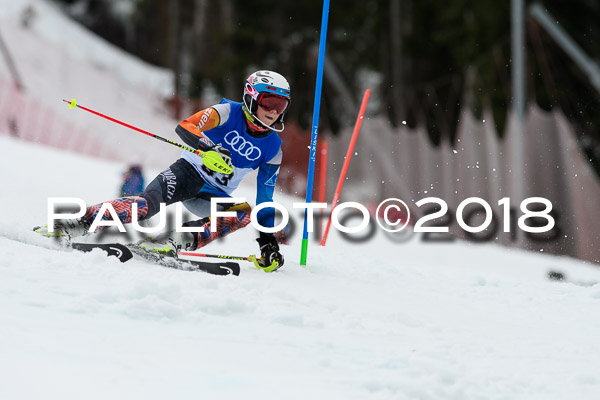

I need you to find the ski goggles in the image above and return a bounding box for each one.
[257,93,290,114]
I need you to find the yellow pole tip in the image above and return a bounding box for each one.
[68,98,77,109]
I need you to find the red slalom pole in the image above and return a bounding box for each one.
[320,89,370,246]
[318,139,328,236]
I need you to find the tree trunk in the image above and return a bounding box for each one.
[168,0,182,119]
[389,0,404,124]
[221,0,235,99]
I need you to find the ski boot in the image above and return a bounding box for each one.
[130,226,201,259]
[33,217,91,245]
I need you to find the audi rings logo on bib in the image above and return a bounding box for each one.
[224,130,262,161]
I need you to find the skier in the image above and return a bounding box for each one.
[36,70,290,271]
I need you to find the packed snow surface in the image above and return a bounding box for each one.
[1,137,600,400]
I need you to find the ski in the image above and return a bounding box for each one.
[126,243,241,276]
[71,242,240,276]
[184,260,240,276]
[30,225,240,276]
[72,242,133,262]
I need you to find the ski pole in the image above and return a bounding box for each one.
[177,251,280,273]
[62,98,233,175]
[178,251,253,262]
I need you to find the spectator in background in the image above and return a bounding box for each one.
[21,6,36,29]
[8,116,18,137]
[120,164,144,196]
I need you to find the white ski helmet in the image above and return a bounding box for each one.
[243,70,291,132]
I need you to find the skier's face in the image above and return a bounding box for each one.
[256,104,280,126]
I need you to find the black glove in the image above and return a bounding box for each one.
[209,145,233,171]
[256,233,284,270]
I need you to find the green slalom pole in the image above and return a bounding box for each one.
[300,0,331,266]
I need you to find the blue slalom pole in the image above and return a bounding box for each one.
[301,0,330,266]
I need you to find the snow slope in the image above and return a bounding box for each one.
[2,136,600,400]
